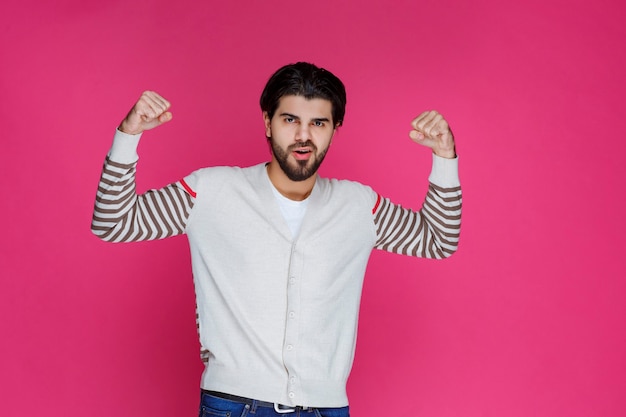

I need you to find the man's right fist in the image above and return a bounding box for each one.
[119,91,172,135]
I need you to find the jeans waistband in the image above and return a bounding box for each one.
[202,390,310,413]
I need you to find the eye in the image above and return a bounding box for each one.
[313,120,325,127]
[285,117,296,123]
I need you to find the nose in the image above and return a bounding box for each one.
[295,123,311,142]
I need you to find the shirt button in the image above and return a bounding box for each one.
[289,311,295,319]
[290,376,296,384]
[289,392,295,399]
[287,344,293,351]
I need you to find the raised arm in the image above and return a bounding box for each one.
[91,92,195,242]
[373,111,462,258]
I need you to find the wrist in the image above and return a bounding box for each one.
[434,148,456,159]
[118,120,142,136]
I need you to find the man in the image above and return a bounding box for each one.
[92,62,462,417]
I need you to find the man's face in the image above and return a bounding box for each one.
[264,95,336,182]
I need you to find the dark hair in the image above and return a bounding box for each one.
[260,62,347,127]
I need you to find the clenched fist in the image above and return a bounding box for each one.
[409,111,456,159]
[119,91,172,135]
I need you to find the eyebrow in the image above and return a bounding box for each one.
[279,113,331,123]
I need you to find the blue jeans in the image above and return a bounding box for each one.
[199,391,350,417]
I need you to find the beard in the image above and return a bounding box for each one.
[269,138,329,182]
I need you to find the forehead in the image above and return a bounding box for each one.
[275,95,333,119]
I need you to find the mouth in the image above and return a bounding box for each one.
[291,146,313,160]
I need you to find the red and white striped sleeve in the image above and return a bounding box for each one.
[91,131,195,243]
[372,156,462,259]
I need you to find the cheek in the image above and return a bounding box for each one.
[273,124,298,139]
[316,131,334,147]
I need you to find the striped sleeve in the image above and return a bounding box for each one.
[372,157,462,259]
[91,157,195,242]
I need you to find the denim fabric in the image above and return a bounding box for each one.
[199,391,350,417]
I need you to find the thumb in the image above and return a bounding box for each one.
[409,130,424,141]
[409,130,435,148]
[158,111,173,124]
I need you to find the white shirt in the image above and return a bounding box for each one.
[268,179,310,238]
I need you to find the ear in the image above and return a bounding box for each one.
[263,111,271,138]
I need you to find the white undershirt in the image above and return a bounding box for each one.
[269,182,310,239]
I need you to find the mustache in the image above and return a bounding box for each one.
[288,141,317,152]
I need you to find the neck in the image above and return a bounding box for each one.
[266,160,316,201]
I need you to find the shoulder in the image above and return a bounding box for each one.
[182,163,266,193]
[317,176,379,208]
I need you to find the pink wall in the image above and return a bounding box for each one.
[1,0,625,416]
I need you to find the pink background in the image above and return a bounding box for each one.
[1,0,625,416]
